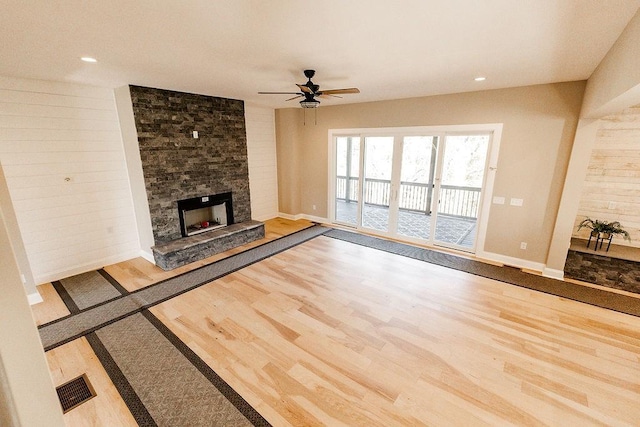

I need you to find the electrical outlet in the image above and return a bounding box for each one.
[520,242,527,250]
[608,201,616,210]
[312,204,316,211]
[192,130,199,138]
[492,196,505,205]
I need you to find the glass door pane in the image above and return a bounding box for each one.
[397,136,438,240]
[362,136,394,232]
[335,136,360,225]
[434,134,489,250]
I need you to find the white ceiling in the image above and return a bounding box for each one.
[2,1,639,109]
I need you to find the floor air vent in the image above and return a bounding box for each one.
[56,374,96,413]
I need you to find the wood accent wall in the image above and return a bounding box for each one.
[0,76,139,284]
[574,106,640,246]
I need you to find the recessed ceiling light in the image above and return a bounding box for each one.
[80,57,97,63]
[474,76,486,81]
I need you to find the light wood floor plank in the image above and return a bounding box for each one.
[32,219,640,426]
[46,337,137,427]
[104,217,313,292]
[31,282,70,326]
[150,235,640,426]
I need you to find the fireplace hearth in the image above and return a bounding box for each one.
[177,192,234,237]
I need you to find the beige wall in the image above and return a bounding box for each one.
[582,8,640,118]
[0,197,64,426]
[276,81,586,264]
[0,164,36,298]
[275,108,303,214]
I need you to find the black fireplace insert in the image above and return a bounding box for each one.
[177,192,234,237]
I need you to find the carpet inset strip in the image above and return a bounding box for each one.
[85,332,157,426]
[39,225,329,351]
[94,313,256,426]
[58,270,123,310]
[50,272,270,425]
[325,228,640,317]
[142,311,270,426]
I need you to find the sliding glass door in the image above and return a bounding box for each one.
[332,127,496,254]
[433,134,490,251]
[334,136,360,226]
[397,136,438,240]
[361,136,396,233]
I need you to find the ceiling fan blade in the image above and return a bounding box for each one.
[296,84,313,93]
[285,95,303,101]
[318,94,342,99]
[318,88,360,95]
[258,91,302,95]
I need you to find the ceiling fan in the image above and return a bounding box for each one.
[259,69,360,108]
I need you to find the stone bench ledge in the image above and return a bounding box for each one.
[152,220,264,255]
[151,220,265,270]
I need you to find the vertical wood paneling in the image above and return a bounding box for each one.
[574,107,640,246]
[245,104,279,220]
[0,76,139,284]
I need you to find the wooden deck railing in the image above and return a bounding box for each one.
[336,176,481,219]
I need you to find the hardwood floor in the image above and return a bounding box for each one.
[32,218,640,426]
[104,217,314,292]
[31,282,70,326]
[151,236,640,426]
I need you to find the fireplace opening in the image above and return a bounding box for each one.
[177,192,234,237]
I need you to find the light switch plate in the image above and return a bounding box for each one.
[493,196,505,205]
[510,198,523,206]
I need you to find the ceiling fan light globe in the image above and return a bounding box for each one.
[300,100,320,108]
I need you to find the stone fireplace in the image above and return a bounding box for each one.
[129,85,264,269]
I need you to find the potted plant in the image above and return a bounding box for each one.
[577,217,631,242]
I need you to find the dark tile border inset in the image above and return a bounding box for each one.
[85,332,158,426]
[142,311,271,427]
[98,269,129,295]
[51,280,80,314]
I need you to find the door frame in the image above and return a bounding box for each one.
[328,124,503,255]
[431,131,494,253]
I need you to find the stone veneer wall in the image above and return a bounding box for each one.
[565,249,640,294]
[129,85,251,243]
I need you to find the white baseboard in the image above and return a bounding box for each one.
[34,249,141,285]
[278,212,305,221]
[27,291,43,305]
[301,214,329,224]
[140,249,156,264]
[542,267,564,280]
[476,251,545,273]
[252,212,280,222]
[277,212,329,224]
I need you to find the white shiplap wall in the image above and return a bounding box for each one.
[574,107,640,247]
[245,104,279,220]
[0,76,139,285]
